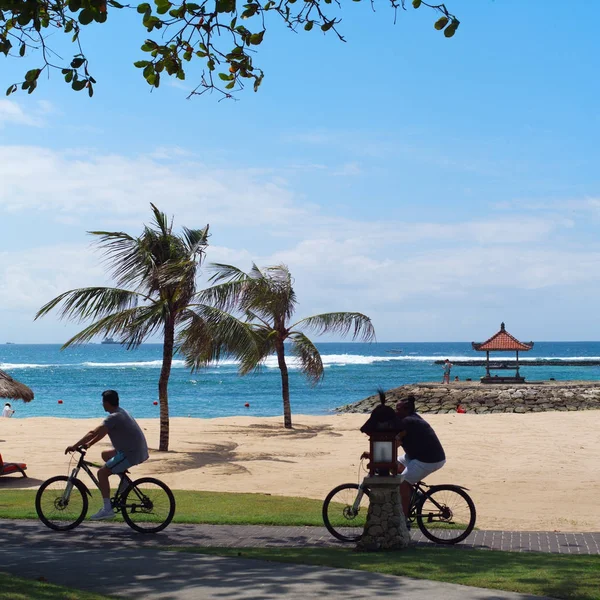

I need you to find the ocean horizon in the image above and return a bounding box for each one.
[3,342,600,419]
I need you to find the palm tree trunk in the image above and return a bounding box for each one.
[275,339,292,429]
[158,318,175,451]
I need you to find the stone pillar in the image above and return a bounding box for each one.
[356,477,412,551]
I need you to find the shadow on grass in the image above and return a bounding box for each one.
[190,546,600,600]
[0,571,111,600]
[0,545,549,600]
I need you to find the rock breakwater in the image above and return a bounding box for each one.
[336,381,600,414]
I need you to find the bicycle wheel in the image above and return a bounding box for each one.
[35,475,89,531]
[416,485,476,544]
[322,483,370,542]
[121,477,176,533]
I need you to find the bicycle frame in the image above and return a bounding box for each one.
[353,476,456,523]
[62,448,132,507]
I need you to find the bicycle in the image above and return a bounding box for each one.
[35,447,176,534]
[322,461,476,545]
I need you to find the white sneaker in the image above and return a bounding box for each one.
[89,507,115,521]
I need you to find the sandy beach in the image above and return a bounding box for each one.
[1,411,599,532]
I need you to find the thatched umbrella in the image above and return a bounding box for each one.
[0,369,34,402]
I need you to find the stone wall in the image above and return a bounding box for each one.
[336,381,600,415]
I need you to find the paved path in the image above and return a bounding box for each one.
[1,520,595,599]
[1,519,599,554]
[0,546,552,600]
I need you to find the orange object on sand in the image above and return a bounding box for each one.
[0,453,27,478]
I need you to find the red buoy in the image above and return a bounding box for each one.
[456,405,466,414]
[153,401,158,406]
[58,399,63,404]
[244,402,250,408]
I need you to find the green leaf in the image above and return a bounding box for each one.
[434,16,449,30]
[70,57,85,68]
[24,68,40,82]
[225,80,235,89]
[321,21,334,32]
[134,60,150,68]
[176,69,185,80]
[137,2,151,12]
[64,21,74,33]
[5,84,16,96]
[444,19,460,37]
[65,71,74,83]
[249,31,264,45]
[19,43,25,57]
[216,0,235,13]
[186,3,200,9]
[412,0,421,7]
[304,21,313,31]
[79,9,94,25]
[68,0,82,11]
[72,79,87,91]
[218,72,234,81]
[88,83,94,97]
[141,40,157,51]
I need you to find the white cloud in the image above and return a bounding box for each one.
[2,144,599,341]
[0,146,309,228]
[0,100,53,128]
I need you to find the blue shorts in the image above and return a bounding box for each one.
[105,451,133,474]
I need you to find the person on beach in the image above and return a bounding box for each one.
[65,389,149,521]
[442,359,452,384]
[2,402,15,417]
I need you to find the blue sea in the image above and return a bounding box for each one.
[3,342,600,419]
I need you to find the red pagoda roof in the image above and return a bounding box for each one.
[472,323,534,352]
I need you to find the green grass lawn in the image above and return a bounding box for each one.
[182,546,600,600]
[0,572,113,600]
[0,489,329,525]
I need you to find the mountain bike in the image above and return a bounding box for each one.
[323,462,476,545]
[35,447,176,533]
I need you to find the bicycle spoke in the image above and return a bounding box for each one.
[416,485,476,544]
[323,484,369,542]
[121,477,175,533]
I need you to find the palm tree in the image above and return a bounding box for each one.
[35,204,253,451]
[184,263,376,429]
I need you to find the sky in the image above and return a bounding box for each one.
[1,0,599,343]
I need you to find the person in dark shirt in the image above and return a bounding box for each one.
[395,395,446,516]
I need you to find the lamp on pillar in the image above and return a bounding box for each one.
[368,431,401,476]
[360,390,403,476]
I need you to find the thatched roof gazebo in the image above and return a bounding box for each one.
[472,323,534,384]
[0,369,34,402]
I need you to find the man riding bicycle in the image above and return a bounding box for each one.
[65,389,149,521]
[394,395,446,516]
[362,393,446,517]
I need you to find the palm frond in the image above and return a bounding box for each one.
[120,303,168,348]
[60,306,156,348]
[292,312,376,342]
[237,325,277,376]
[177,305,260,372]
[150,203,172,237]
[89,231,156,291]
[182,225,210,256]
[35,287,145,323]
[289,331,324,385]
[207,263,251,285]
[198,279,251,313]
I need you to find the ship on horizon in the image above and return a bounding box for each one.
[101,337,122,345]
